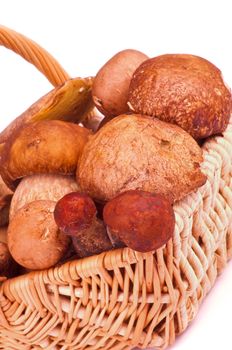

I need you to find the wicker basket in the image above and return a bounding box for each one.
[0,25,232,350]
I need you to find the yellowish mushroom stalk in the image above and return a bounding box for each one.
[0,77,94,146]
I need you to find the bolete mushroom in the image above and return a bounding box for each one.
[92,49,148,117]
[8,200,70,270]
[54,192,112,258]
[103,190,175,252]
[0,119,91,190]
[77,114,206,203]
[128,54,232,139]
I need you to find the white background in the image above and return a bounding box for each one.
[0,1,232,349]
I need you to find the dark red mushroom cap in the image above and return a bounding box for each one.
[54,192,96,236]
[103,190,175,252]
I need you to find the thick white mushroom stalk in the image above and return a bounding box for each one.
[10,174,80,220]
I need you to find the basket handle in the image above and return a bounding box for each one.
[0,25,71,87]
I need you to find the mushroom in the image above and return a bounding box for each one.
[77,114,206,203]
[54,192,112,258]
[0,119,91,190]
[128,54,232,139]
[7,200,70,270]
[92,49,148,117]
[103,190,175,252]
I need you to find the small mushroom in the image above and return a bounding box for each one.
[0,119,91,190]
[103,190,175,252]
[92,49,148,117]
[8,200,70,270]
[128,54,232,139]
[54,192,112,258]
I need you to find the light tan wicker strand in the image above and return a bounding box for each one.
[0,116,232,349]
[0,25,70,86]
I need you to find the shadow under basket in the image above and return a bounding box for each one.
[0,25,232,350]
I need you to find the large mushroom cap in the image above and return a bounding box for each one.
[128,54,231,139]
[0,120,91,190]
[77,114,206,203]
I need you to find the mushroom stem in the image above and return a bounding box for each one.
[10,174,80,220]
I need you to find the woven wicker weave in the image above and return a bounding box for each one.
[0,25,232,350]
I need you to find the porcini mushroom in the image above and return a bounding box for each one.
[92,49,148,117]
[103,190,175,252]
[8,200,70,270]
[77,114,206,203]
[128,54,232,139]
[54,192,112,258]
[0,119,91,190]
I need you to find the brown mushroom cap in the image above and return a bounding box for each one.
[77,114,206,203]
[7,200,70,270]
[103,190,175,252]
[128,54,231,139]
[0,120,91,190]
[92,49,148,117]
[54,192,97,235]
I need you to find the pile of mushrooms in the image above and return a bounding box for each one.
[0,49,231,274]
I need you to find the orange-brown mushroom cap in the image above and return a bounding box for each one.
[128,54,231,139]
[0,120,91,190]
[7,200,70,270]
[54,192,97,235]
[103,190,175,252]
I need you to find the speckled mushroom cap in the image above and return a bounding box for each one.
[0,120,91,190]
[7,200,70,270]
[128,54,231,139]
[77,114,206,203]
